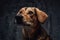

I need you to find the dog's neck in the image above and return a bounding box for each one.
[23,24,42,40]
[23,22,41,35]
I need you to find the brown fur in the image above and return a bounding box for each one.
[15,7,51,40]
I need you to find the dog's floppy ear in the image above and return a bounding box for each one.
[35,8,48,23]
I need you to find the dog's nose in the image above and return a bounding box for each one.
[15,15,23,24]
[15,15,23,19]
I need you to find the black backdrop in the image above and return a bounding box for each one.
[0,0,60,40]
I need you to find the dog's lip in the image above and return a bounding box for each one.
[16,22,31,26]
[14,18,33,26]
[14,19,23,24]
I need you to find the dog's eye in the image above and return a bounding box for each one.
[20,11,22,13]
[28,11,33,15]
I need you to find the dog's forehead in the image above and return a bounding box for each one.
[20,7,26,11]
[26,7,35,13]
[20,7,36,11]
[19,7,36,14]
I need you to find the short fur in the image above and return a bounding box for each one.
[15,7,51,40]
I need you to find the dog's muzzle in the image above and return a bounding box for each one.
[15,15,23,24]
[15,15,33,26]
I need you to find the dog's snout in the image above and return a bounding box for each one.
[15,15,23,19]
[15,15,23,24]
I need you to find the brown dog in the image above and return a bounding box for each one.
[15,7,51,40]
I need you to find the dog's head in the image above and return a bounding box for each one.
[15,7,48,26]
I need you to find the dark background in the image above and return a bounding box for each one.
[0,0,60,40]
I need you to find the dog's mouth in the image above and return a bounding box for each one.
[15,19,32,26]
[15,19,33,26]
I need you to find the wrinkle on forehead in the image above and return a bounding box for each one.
[26,7,35,14]
[17,7,36,15]
[20,8,26,12]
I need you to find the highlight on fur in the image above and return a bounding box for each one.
[15,7,51,40]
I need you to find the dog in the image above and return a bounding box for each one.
[15,7,51,40]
